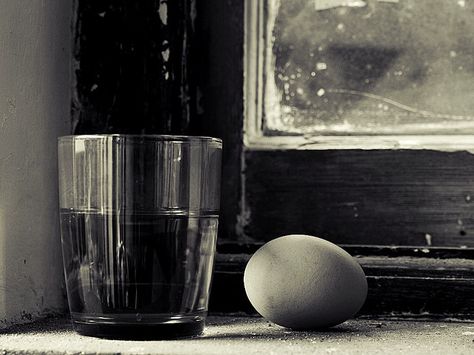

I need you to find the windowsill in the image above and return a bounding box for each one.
[1,316,474,354]
[244,134,474,151]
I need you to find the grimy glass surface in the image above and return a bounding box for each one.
[57,135,222,339]
[265,0,474,135]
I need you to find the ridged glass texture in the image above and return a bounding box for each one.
[57,135,222,339]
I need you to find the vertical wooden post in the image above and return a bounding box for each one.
[72,0,198,134]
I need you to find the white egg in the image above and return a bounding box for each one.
[243,234,368,329]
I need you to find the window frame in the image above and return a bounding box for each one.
[244,0,474,151]
[206,0,474,318]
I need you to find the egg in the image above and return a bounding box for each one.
[243,234,368,329]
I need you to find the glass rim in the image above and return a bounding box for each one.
[58,134,222,145]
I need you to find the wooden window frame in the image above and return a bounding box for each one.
[209,0,474,319]
[244,0,474,152]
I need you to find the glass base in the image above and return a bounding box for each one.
[71,313,205,339]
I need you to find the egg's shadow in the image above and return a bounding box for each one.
[290,326,355,333]
[201,328,365,341]
[201,320,377,341]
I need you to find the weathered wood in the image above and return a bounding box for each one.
[217,241,474,259]
[194,0,244,240]
[72,0,199,134]
[243,149,474,247]
[210,252,474,318]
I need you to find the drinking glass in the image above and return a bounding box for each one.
[57,134,222,339]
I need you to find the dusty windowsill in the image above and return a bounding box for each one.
[1,316,474,354]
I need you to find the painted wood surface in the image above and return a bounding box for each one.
[210,250,474,318]
[242,149,474,247]
[72,0,198,134]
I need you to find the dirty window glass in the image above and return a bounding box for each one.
[264,0,474,135]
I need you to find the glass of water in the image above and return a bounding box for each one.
[57,135,222,339]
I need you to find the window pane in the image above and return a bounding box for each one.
[264,0,474,135]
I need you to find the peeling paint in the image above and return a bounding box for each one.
[162,48,170,62]
[159,0,168,25]
[73,0,197,133]
[424,234,432,246]
[237,146,252,240]
[314,0,367,11]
